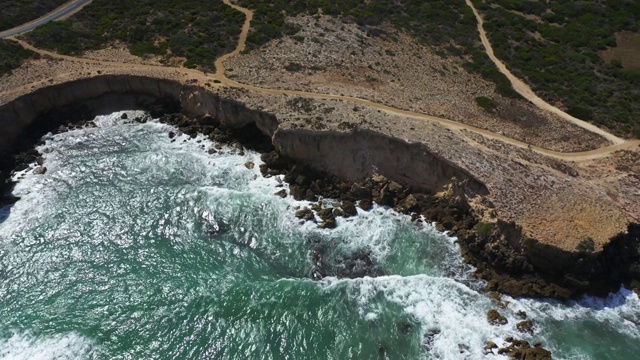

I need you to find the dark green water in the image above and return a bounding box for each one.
[1,112,639,359]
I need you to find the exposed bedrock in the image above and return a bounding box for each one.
[0,75,638,300]
[271,128,488,196]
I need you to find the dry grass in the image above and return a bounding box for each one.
[601,32,640,70]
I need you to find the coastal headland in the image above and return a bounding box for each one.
[1,0,639,303]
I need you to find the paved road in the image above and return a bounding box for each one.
[0,0,92,38]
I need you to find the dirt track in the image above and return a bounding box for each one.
[463,0,625,146]
[4,0,639,161]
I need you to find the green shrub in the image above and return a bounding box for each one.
[475,222,494,239]
[285,62,303,72]
[0,0,67,32]
[475,96,498,111]
[0,39,38,75]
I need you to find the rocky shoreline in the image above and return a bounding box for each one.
[4,100,639,299]
[1,76,638,301]
[0,76,640,300]
[0,109,559,357]
[1,75,639,358]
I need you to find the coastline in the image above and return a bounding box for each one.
[1,74,638,301]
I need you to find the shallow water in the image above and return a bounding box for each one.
[0,112,638,359]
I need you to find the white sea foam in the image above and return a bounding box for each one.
[0,331,98,360]
[4,110,640,359]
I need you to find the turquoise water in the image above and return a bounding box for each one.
[1,112,639,359]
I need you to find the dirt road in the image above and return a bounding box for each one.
[5,0,639,162]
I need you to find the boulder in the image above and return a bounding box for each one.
[275,189,287,198]
[33,166,47,175]
[359,199,373,211]
[516,320,534,334]
[487,309,508,326]
[397,194,418,213]
[388,181,403,194]
[319,218,337,229]
[374,184,395,206]
[349,183,371,201]
[295,208,315,222]
[244,161,255,169]
[341,200,358,217]
[484,341,498,354]
[317,208,335,222]
[289,185,305,200]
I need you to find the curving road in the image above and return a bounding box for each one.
[4,0,639,162]
[463,0,625,146]
[0,0,92,39]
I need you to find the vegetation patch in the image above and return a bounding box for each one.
[474,0,640,138]
[576,237,596,253]
[284,62,303,72]
[475,221,494,239]
[0,39,39,76]
[24,0,245,71]
[474,96,498,112]
[0,0,67,32]
[236,0,521,98]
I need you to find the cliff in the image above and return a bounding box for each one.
[0,74,638,300]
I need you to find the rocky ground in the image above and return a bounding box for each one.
[1,44,638,257]
[219,86,639,253]
[226,14,609,152]
[0,53,210,104]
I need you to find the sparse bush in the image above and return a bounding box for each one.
[475,222,494,239]
[0,39,38,75]
[285,62,303,72]
[475,96,498,111]
[576,237,596,253]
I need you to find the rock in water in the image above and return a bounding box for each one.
[359,199,373,211]
[33,166,47,175]
[516,320,534,334]
[487,309,508,326]
[295,208,315,222]
[244,161,255,169]
[341,200,357,217]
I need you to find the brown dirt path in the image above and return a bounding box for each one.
[4,0,639,162]
[464,0,625,145]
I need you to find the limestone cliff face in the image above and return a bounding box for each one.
[0,75,277,153]
[0,74,480,195]
[272,127,488,195]
[4,74,636,299]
